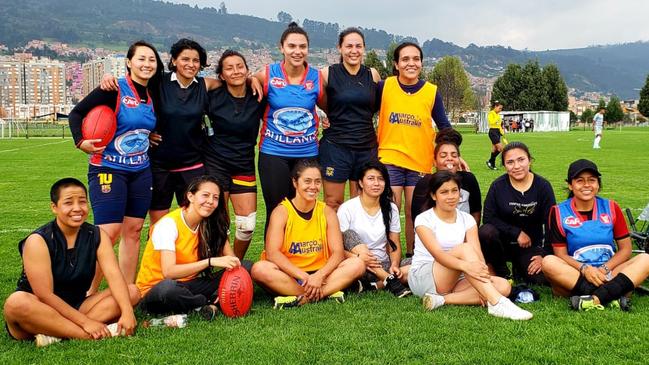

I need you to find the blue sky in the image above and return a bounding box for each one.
[172,0,649,50]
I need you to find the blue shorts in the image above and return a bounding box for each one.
[385,164,425,187]
[88,165,152,225]
[318,138,378,183]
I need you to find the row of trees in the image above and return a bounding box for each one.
[579,98,624,124]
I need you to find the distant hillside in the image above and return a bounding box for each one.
[1,0,647,98]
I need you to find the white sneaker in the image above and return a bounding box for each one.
[35,334,62,347]
[423,293,445,311]
[488,297,533,320]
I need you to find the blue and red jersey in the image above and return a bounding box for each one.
[89,75,156,171]
[258,62,322,158]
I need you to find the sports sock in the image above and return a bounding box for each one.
[593,136,601,147]
[489,151,499,165]
[571,274,598,296]
[592,273,634,306]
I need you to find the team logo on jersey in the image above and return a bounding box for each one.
[113,129,150,165]
[304,80,315,91]
[270,77,287,88]
[388,112,422,127]
[599,213,611,224]
[288,240,322,254]
[564,216,582,228]
[272,107,314,136]
[122,96,140,108]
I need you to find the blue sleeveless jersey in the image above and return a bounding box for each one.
[556,196,616,266]
[258,62,322,157]
[90,76,156,171]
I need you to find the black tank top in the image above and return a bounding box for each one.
[149,72,208,170]
[16,221,100,306]
[322,63,378,149]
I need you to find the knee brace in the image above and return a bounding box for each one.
[235,212,257,241]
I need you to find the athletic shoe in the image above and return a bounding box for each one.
[273,295,302,309]
[328,291,345,304]
[347,278,378,294]
[35,334,62,347]
[486,161,497,170]
[570,295,605,311]
[422,293,445,311]
[384,275,412,298]
[608,297,631,312]
[488,297,533,320]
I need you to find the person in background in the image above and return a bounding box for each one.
[486,101,504,170]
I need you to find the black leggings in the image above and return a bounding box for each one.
[478,223,548,285]
[258,153,304,233]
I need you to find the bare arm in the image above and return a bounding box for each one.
[23,234,108,339]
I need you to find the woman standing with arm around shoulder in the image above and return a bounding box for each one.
[408,171,532,320]
[69,41,163,289]
[479,142,556,285]
[251,160,365,308]
[204,50,266,260]
[136,176,244,315]
[376,42,455,257]
[253,22,325,233]
[319,27,381,210]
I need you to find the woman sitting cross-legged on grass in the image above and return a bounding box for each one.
[136,176,247,317]
[408,171,533,320]
[336,160,411,297]
[3,178,140,346]
[251,159,365,308]
[542,159,649,311]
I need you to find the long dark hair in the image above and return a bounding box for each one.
[168,38,208,72]
[181,176,229,260]
[357,160,397,252]
[424,171,462,208]
[392,41,423,76]
[125,40,164,85]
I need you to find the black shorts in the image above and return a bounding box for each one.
[204,154,256,194]
[150,164,205,211]
[488,129,502,145]
[318,138,378,183]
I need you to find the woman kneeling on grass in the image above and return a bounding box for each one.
[337,160,411,297]
[408,171,533,320]
[251,159,365,308]
[542,159,649,311]
[136,176,245,317]
[3,178,139,346]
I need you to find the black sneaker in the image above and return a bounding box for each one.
[486,160,497,170]
[196,304,218,320]
[384,275,411,298]
[347,278,378,294]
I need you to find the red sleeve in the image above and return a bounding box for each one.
[611,202,630,240]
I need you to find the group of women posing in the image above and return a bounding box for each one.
[5,22,649,344]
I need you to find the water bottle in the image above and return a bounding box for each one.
[142,314,188,328]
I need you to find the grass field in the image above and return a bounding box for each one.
[1,128,649,364]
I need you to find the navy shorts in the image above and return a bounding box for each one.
[88,165,152,225]
[385,164,425,187]
[150,164,205,210]
[488,129,502,144]
[205,158,256,194]
[318,138,378,183]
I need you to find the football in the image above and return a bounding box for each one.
[218,266,254,318]
[81,105,117,147]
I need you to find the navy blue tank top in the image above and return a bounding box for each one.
[322,63,378,149]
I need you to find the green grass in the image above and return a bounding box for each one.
[1,129,649,364]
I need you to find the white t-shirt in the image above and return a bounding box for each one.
[593,112,604,129]
[337,196,400,264]
[411,207,476,268]
[150,211,198,252]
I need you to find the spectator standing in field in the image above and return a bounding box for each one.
[593,107,605,149]
[485,101,504,170]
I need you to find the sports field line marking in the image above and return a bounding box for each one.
[0,140,69,153]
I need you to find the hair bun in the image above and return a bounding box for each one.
[288,21,299,28]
